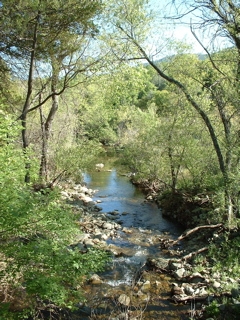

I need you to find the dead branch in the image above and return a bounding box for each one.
[170,223,223,246]
[170,294,208,303]
[181,247,208,261]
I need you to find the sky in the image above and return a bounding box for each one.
[148,0,230,55]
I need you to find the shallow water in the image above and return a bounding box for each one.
[84,169,181,233]
[78,169,189,319]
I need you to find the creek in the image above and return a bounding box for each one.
[74,168,190,319]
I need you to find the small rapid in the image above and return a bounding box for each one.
[76,168,189,320]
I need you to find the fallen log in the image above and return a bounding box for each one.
[170,294,208,303]
[169,223,223,246]
[181,247,208,261]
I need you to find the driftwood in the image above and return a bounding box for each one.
[181,247,208,261]
[169,223,223,246]
[170,294,208,303]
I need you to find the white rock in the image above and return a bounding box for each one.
[141,280,151,293]
[184,285,195,295]
[79,186,89,194]
[174,268,186,279]
[96,163,104,170]
[102,222,114,230]
[101,234,109,240]
[89,274,103,284]
[212,281,221,289]
[118,294,130,306]
[61,191,69,198]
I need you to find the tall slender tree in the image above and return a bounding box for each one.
[0,0,103,182]
[103,0,240,223]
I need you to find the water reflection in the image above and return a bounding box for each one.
[80,169,188,320]
[84,169,181,234]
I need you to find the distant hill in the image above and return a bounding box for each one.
[143,53,207,66]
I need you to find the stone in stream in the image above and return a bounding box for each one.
[101,234,109,241]
[171,283,184,295]
[102,222,114,230]
[173,268,186,279]
[122,227,133,234]
[169,261,183,271]
[84,239,95,248]
[183,284,195,295]
[135,290,150,302]
[195,287,208,296]
[109,210,119,215]
[188,272,205,283]
[89,274,103,284]
[118,293,130,306]
[146,257,169,270]
[141,280,151,293]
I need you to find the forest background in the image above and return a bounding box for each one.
[1,0,240,318]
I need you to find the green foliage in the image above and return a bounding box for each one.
[0,111,109,318]
[119,105,160,179]
[119,81,219,192]
[103,0,152,47]
[205,298,240,320]
[205,300,221,318]
[1,0,102,59]
[209,235,240,279]
[74,65,153,146]
[52,139,103,181]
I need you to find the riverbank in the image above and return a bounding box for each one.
[130,178,240,319]
[60,180,189,319]
[61,178,240,320]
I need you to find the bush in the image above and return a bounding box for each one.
[0,111,109,319]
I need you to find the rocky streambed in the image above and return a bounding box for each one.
[61,173,240,320]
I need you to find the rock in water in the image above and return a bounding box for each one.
[118,294,130,306]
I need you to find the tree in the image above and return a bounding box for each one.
[0,109,109,318]
[0,0,103,182]
[103,0,240,224]
[75,64,154,145]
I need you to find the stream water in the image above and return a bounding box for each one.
[74,168,190,319]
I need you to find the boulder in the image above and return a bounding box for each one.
[102,222,114,230]
[189,273,205,283]
[118,294,130,306]
[169,261,183,271]
[171,283,184,295]
[61,191,69,199]
[89,274,103,284]
[141,280,151,293]
[173,268,186,279]
[122,227,132,234]
[96,163,104,170]
[146,257,169,270]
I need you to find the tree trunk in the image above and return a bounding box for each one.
[129,39,225,177]
[128,38,235,220]
[167,117,178,193]
[21,12,39,183]
[40,57,60,181]
[39,92,48,180]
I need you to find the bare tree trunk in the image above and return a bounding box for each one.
[39,91,48,180]
[41,57,60,181]
[124,36,234,220]
[166,115,183,193]
[21,12,39,183]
